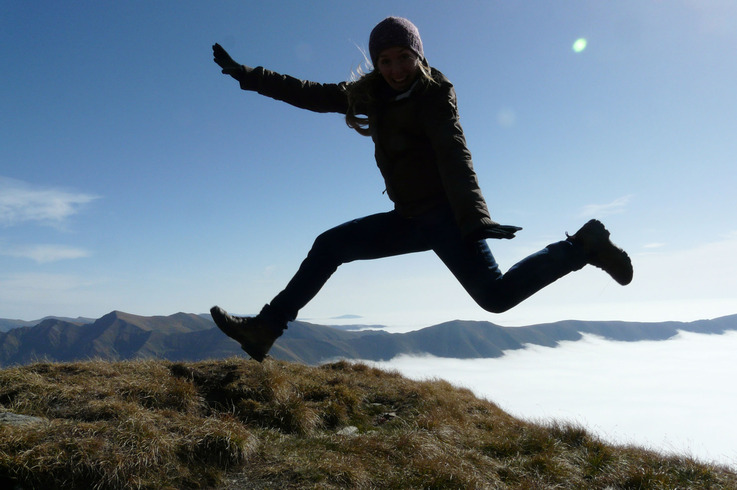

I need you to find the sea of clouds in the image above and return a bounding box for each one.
[365,330,737,469]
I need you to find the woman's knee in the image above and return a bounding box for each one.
[479,298,513,314]
[308,227,351,266]
[472,287,517,314]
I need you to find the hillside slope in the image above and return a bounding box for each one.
[1,358,734,489]
[1,312,736,366]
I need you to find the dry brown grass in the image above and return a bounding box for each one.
[0,357,735,489]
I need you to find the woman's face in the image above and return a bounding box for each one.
[376,47,420,92]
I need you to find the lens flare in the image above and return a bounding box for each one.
[572,38,587,53]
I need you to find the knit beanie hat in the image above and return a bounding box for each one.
[369,17,424,65]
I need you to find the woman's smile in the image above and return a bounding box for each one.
[377,46,420,91]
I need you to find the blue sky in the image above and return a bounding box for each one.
[2,1,736,327]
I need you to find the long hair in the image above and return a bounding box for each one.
[344,61,436,137]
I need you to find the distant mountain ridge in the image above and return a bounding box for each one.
[0,315,95,333]
[1,311,735,366]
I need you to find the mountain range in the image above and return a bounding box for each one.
[1,311,736,366]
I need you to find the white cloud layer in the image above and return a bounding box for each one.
[0,176,99,227]
[364,330,737,469]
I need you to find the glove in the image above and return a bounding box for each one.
[467,224,522,241]
[212,43,245,77]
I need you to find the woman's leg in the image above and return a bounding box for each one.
[421,206,587,314]
[212,210,430,361]
[265,210,430,323]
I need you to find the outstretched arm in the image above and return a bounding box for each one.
[212,43,349,115]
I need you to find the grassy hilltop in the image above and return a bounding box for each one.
[1,358,735,489]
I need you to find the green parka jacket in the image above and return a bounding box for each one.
[234,65,496,238]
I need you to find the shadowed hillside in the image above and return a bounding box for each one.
[1,358,735,489]
[2,312,737,366]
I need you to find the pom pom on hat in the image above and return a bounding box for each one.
[369,17,424,65]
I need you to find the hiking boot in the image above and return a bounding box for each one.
[210,306,284,362]
[567,219,633,285]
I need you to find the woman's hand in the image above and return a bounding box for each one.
[212,43,243,76]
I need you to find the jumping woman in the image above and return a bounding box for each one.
[210,17,633,361]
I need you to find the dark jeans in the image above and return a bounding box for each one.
[265,204,586,324]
